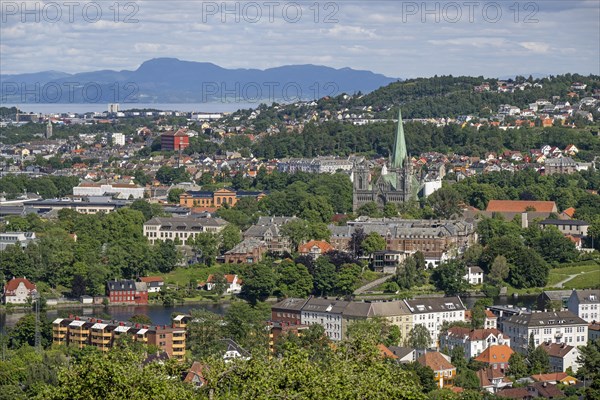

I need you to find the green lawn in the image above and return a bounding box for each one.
[160,265,231,287]
[559,269,600,290]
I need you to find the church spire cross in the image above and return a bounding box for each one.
[391,108,407,168]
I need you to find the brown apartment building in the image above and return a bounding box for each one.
[52,316,187,360]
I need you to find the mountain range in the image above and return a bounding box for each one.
[0,58,398,104]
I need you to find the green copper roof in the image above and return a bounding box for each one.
[391,108,407,168]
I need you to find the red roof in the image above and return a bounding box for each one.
[377,344,399,359]
[139,276,164,283]
[417,352,455,372]
[562,207,576,218]
[298,240,334,254]
[4,277,36,294]
[531,372,573,383]
[474,345,513,364]
[486,200,557,213]
[207,274,241,285]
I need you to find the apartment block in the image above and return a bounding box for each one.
[52,316,187,360]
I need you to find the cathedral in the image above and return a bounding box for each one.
[352,109,419,211]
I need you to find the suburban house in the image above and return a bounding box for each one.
[183,361,207,388]
[417,351,456,388]
[372,250,408,273]
[473,344,514,371]
[539,342,581,373]
[205,274,243,294]
[3,277,37,304]
[464,266,484,285]
[222,339,251,362]
[440,327,511,359]
[298,240,334,259]
[387,346,417,363]
[138,276,165,293]
[476,367,513,393]
[531,372,577,386]
[502,311,588,354]
[107,280,148,304]
[567,289,599,323]
[223,238,268,264]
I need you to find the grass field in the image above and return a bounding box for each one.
[546,262,600,290]
[160,265,230,287]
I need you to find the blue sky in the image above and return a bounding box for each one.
[1,0,599,77]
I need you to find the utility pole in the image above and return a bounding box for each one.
[34,292,41,353]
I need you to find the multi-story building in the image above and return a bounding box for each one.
[440,327,511,359]
[243,216,297,254]
[545,157,578,175]
[403,296,466,348]
[143,216,227,245]
[329,218,477,267]
[588,322,600,341]
[372,250,408,273]
[539,342,581,373]
[301,297,351,341]
[271,298,309,325]
[223,238,268,264]
[342,300,413,342]
[503,311,588,354]
[179,189,265,212]
[107,280,148,304]
[161,129,189,151]
[539,219,589,237]
[567,289,599,323]
[3,277,37,304]
[417,352,456,388]
[112,132,125,146]
[73,182,145,199]
[52,316,187,360]
[0,231,36,251]
[267,321,309,353]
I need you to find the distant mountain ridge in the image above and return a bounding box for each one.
[0,58,399,104]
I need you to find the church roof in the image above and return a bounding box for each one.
[391,109,407,168]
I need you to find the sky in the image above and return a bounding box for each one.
[1,0,599,78]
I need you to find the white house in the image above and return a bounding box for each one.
[464,266,484,285]
[503,311,588,354]
[301,297,350,341]
[3,277,37,304]
[567,289,599,323]
[205,274,243,294]
[539,342,581,373]
[440,327,511,359]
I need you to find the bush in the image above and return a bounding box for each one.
[482,284,500,298]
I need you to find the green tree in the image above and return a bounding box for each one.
[240,263,276,304]
[313,256,337,296]
[280,219,310,251]
[360,232,387,257]
[276,261,313,298]
[455,369,480,390]
[408,323,431,351]
[8,314,52,349]
[219,224,242,254]
[430,260,470,296]
[166,188,185,203]
[190,232,219,266]
[507,352,528,379]
[428,185,462,219]
[488,255,509,285]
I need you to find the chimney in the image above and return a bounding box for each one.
[521,212,528,229]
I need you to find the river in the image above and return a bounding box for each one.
[0,295,538,333]
[0,302,230,333]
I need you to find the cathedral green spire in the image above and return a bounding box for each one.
[391,108,407,168]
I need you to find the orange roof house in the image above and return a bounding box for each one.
[475,345,514,368]
[486,200,557,213]
[3,277,37,304]
[377,344,399,360]
[183,361,207,388]
[531,372,577,385]
[298,240,334,259]
[417,352,456,388]
[561,207,576,218]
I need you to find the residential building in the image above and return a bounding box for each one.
[502,311,588,354]
[205,274,243,294]
[112,132,125,146]
[183,361,206,388]
[0,231,36,251]
[301,297,351,341]
[161,129,189,151]
[497,382,565,399]
[485,200,557,214]
[330,218,477,267]
[464,266,484,285]
[404,296,466,348]
[223,238,268,264]
[531,372,577,385]
[179,189,265,212]
[545,157,577,175]
[476,367,513,393]
[342,300,413,342]
[417,351,456,388]
[441,327,511,358]
[3,277,37,304]
[298,240,334,259]
[73,182,145,199]
[589,322,600,341]
[51,316,186,360]
[267,321,309,353]
[107,280,148,304]
[387,346,417,363]
[539,220,590,237]
[144,215,227,245]
[271,298,309,325]
[242,217,296,254]
[222,339,251,362]
[138,276,165,293]
[372,250,408,273]
[537,290,571,311]
[474,345,514,371]
[567,289,599,322]
[539,342,580,373]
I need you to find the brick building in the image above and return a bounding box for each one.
[161,129,189,151]
[107,280,148,304]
